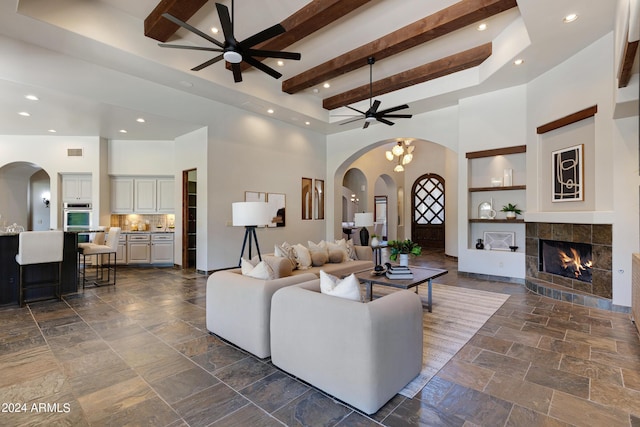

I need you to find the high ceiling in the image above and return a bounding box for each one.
[0,0,633,139]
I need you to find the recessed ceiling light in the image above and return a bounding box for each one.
[211,27,219,34]
[276,60,284,67]
[323,82,330,89]
[136,118,145,123]
[119,129,127,133]
[18,111,30,117]
[305,121,310,126]
[25,94,39,101]
[312,88,319,94]
[513,58,524,65]
[563,13,578,23]
[48,129,56,133]
[477,23,487,31]
[267,109,274,114]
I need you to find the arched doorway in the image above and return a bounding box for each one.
[0,162,50,230]
[411,173,445,249]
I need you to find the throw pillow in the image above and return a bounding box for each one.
[274,242,297,270]
[319,271,362,301]
[333,239,351,262]
[293,243,312,269]
[240,258,275,280]
[327,249,344,263]
[345,238,358,260]
[307,240,329,257]
[310,250,328,266]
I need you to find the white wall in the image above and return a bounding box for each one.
[108,140,175,175]
[0,135,102,229]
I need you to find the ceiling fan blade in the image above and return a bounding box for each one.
[377,104,409,115]
[240,23,286,49]
[377,117,396,126]
[215,3,235,45]
[231,63,243,82]
[369,100,381,114]
[339,116,365,125]
[243,56,282,79]
[381,114,412,119]
[158,43,223,53]
[346,105,366,115]
[161,13,224,49]
[363,121,371,129]
[245,49,301,60]
[191,54,224,71]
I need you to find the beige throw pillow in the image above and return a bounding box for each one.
[293,244,312,269]
[274,242,297,270]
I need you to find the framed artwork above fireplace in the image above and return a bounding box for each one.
[551,144,583,202]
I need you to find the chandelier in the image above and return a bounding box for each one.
[385,140,414,172]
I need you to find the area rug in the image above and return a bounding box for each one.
[374,282,510,398]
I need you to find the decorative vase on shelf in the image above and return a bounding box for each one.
[506,211,516,220]
[475,239,484,250]
[399,253,409,267]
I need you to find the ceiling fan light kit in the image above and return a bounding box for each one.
[158,1,301,83]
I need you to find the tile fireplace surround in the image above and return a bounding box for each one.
[525,222,627,312]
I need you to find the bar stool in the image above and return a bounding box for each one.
[78,227,121,288]
[15,230,64,307]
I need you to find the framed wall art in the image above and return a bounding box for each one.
[267,193,285,227]
[551,144,583,202]
[301,177,313,220]
[483,231,515,251]
[314,179,324,220]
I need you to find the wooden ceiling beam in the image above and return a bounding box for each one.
[323,43,492,110]
[144,0,208,42]
[235,0,372,72]
[618,39,638,88]
[283,0,517,94]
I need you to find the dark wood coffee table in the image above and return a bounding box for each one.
[355,266,448,312]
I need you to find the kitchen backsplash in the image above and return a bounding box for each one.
[110,214,175,232]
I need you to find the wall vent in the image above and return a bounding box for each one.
[67,148,83,157]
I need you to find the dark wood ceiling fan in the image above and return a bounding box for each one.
[338,57,412,129]
[158,1,301,82]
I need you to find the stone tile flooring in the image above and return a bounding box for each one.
[0,250,638,426]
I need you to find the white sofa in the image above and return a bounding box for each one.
[206,246,374,358]
[270,280,423,415]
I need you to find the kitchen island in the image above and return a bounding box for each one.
[0,231,78,306]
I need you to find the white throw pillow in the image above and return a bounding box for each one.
[274,242,297,269]
[293,244,312,270]
[319,271,362,302]
[307,240,329,257]
[240,258,274,280]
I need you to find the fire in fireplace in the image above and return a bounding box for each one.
[540,240,593,283]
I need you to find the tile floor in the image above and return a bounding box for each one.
[0,250,639,426]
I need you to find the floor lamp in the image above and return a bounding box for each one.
[354,212,374,246]
[232,202,270,266]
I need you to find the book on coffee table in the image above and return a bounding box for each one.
[385,265,413,279]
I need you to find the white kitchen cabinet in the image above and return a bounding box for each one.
[62,174,92,203]
[110,177,173,213]
[156,179,175,213]
[111,178,134,213]
[134,179,157,213]
[115,234,127,265]
[151,233,174,264]
[127,233,151,264]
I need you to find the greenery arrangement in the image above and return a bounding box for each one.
[500,203,523,215]
[388,239,422,261]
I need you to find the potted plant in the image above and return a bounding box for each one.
[501,203,522,220]
[388,239,422,266]
[370,234,380,247]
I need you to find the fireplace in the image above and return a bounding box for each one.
[539,240,593,283]
[525,222,613,308]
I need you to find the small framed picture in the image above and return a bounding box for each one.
[483,231,515,251]
[551,144,583,202]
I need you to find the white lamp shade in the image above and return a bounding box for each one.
[232,202,270,226]
[354,212,374,227]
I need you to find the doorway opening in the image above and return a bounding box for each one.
[182,169,197,269]
[411,173,445,249]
